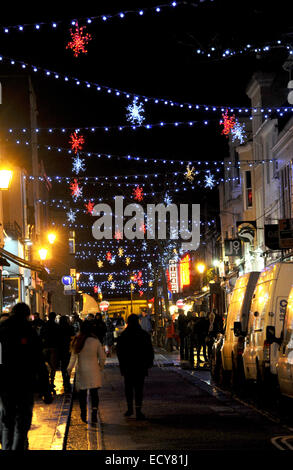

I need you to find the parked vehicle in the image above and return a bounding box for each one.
[221,272,260,387]
[242,262,293,388]
[272,285,293,399]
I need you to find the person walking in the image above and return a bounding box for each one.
[116,314,154,420]
[139,310,153,335]
[93,312,107,344]
[30,312,45,336]
[165,316,175,352]
[58,315,75,393]
[177,309,188,361]
[67,320,106,424]
[194,311,209,366]
[186,312,199,369]
[104,316,114,357]
[0,303,53,451]
[40,312,61,392]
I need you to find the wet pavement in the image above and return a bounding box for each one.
[5,349,293,453]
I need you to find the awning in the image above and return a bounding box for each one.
[0,247,46,274]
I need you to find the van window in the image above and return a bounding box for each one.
[284,289,293,348]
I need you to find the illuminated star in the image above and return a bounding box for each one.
[97,260,104,268]
[220,109,236,137]
[69,132,85,154]
[231,120,247,144]
[70,178,83,200]
[125,257,131,266]
[118,247,124,257]
[204,172,215,189]
[66,21,92,58]
[66,208,77,223]
[185,164,195,182]
[72,154,86,174]
[126,97,145,125]
[133,185,144,201]
[85,200,95,215]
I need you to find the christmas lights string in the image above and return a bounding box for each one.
[193,39,293,60]
[0,1,214,34]
[7,137,276,168]
[0,53,292,115]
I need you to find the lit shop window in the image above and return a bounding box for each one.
[245,171,253,209]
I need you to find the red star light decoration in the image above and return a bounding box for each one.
[114,230,123,240]
[69,132,85,154]
[85,200,95,215]
[139,290,144,297]
[106,251,112,261]
[66,22,92,58]
[133,185,144,202]
[70,178,82,200]
[220,109,236,136]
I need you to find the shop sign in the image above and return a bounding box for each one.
[179,254,190,289]
[169,259,179,293]
[224,239,242,257]
[279,219,293,248]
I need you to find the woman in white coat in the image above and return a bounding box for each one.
[67,320,106,423]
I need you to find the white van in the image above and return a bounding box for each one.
[275,285,293,399]
[242,262,293,385]
[221,271,260,384]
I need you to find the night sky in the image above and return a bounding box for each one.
[0,0,291,293]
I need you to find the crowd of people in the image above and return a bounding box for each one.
[0,304,154,450]
[0,302,223,451]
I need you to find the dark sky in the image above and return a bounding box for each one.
[0,0,291,292]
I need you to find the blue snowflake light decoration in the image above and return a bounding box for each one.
[109,255,116,265]
[126,97,145,125]
[66,208,77,223]
[164,192,172,206]
[72,154,86,174]
[204,172,215,189]
[231,120,247,144]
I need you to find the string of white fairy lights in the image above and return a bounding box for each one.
[0,1,214,33]
[0,53,291,115]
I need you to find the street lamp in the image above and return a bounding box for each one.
[196,262,206,291]
[38,247,48,261]
[47,232,56,244]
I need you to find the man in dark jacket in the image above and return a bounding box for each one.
[40,311,61,391]
[0,303,52,450]
[177,309,188,361]
[116,314,154,420]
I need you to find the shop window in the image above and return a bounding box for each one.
[245,171,253,209]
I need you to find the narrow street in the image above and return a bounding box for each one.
[65,351,293,452]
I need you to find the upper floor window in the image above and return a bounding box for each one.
[245,170,253,209]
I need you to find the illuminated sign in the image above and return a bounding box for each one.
[180,254,190,289]
[169,259,179,293]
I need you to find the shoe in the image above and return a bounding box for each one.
[80,410,87,423]
[136,411,146,421]
[124,409,133,417]
[91,408,98,423]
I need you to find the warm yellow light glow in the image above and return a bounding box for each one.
[196,262,206,274]
[0,169,13,190]
[47,232,56,244]
[180,254,191,288]
[38,247,48,261]
[76,272,81,281]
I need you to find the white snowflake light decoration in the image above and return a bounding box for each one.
[231,120,247,144]
[110,282,116,289]
[66,208,77,223]
[185,164,195,182]
[109,255,116,265]
[164,192,172,206]
[89,274,94,281]
[72,154,86,174]
[204,171,216,189]
[126,97,145,125]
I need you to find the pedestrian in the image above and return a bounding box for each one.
[0,312,10,324]
[165,316,175,352]
[30,312,45,336]
[67,320,106,424]
[104,316,114,357]
[194,311,209,366]
[116,314,154,420]
[93,312,107,344]
[58,315,75,393]
[0,303,53,451]
[139,309,153,335]
[186,311,199,368]
[71,313,82,335]
[177,309,188,361]
[40,311,61,392]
